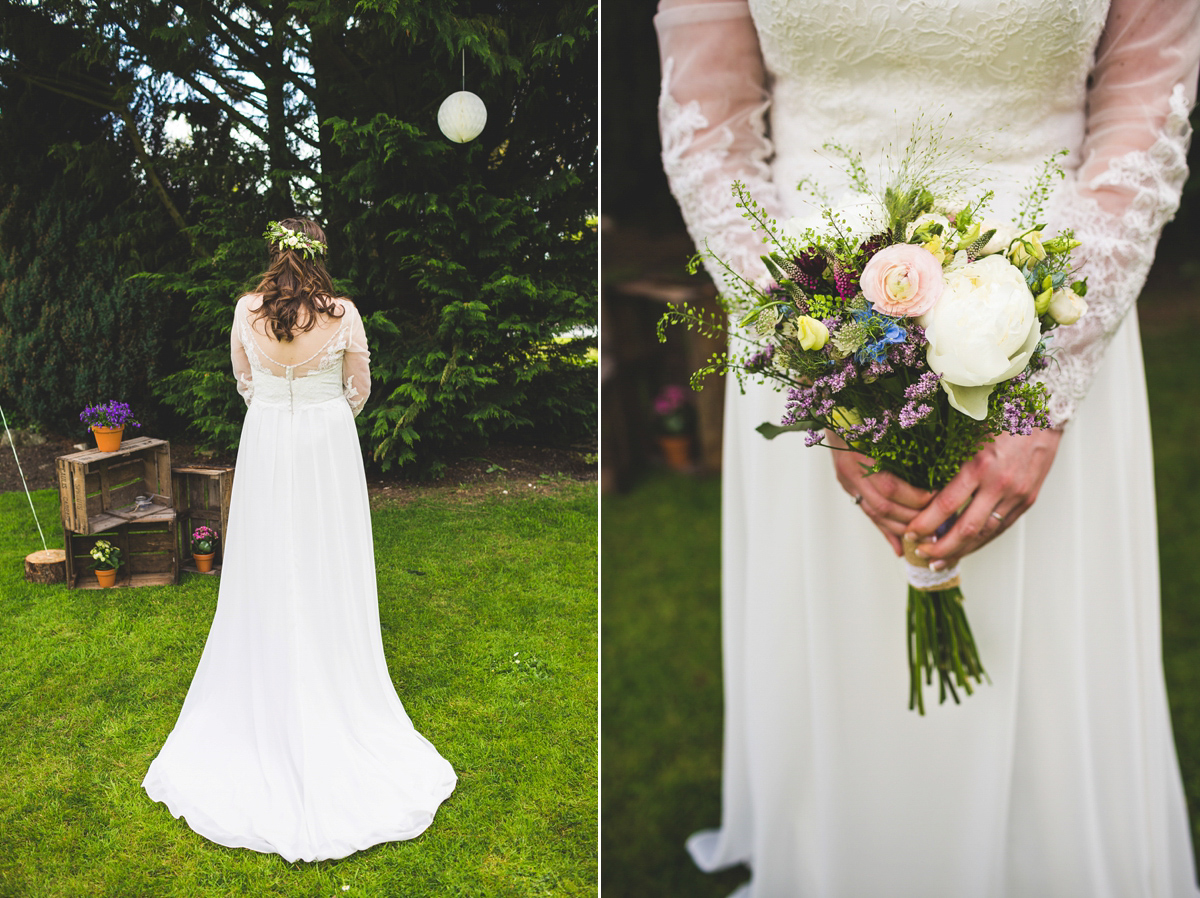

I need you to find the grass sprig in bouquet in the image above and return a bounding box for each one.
[659,138,1088,713]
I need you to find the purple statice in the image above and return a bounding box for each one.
[814,359,858,394]
[899,401,934,428]
[904,370,942,400]
[745,344,776,373]
[841,411,894,444]
[863,358,894,380]
[1000,398,1049,436]
[79,401,141,431]
[804,428,825,447]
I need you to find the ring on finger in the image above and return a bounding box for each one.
[990,510,1004,522]
[853,493,864,505]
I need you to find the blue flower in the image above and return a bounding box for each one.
[850,308,907,364]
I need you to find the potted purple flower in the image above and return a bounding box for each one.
[191,525,219,573]
[653,384,694,470]
[79,401,141,452]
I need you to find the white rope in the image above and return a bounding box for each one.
[0,404,49,552]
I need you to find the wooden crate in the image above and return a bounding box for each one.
[173,465,234,575]
[64,512,179,589]
[56,438,173,535]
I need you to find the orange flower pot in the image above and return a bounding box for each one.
[193,552,215,573]
[92,426,125,453]
[658,434,692,471]
[95,568,118,588]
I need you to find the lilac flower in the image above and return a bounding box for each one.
[904,371,942,399]
[899,401,934,428]
[745,344,776,373]
[1001,399,1048,436]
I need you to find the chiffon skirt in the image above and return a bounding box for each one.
[143,395,456,862]
[688,314,1199,896]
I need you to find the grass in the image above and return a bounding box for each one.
[601,326,1200,897]
[0,481,597,898]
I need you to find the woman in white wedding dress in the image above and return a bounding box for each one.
[143,218,456,862]
[656,1,1200,895]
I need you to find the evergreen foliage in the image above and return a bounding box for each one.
[0,0,596,473]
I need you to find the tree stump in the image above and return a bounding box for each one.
[25,549,67,584]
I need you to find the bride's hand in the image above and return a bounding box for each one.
[904,428,1063,568]
[828,431,936,557]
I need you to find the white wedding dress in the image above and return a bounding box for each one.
[656,1,1200,895]
[143,294,456,862]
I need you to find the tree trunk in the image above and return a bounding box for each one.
[25,549,67,584]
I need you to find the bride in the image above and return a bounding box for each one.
[656,1,1200,894]
[143,218,456,862]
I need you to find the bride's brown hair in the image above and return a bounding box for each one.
[252,217,344,342]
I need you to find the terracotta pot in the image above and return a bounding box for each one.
[658,434,692,471]
[92,425,125,453]
[193,552,215,573]
[95,567,118,588]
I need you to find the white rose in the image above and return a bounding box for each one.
[1047,288,1087,326]
[976,220,1019,256]
[917,254,1041,420]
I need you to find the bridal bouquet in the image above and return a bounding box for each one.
[659,145,1088,714]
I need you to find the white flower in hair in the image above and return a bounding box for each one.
[263,221,327,259]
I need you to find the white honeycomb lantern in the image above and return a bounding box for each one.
[437,91,487,143]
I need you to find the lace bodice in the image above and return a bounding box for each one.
[230,294,372,416]
[656,0,1200,424]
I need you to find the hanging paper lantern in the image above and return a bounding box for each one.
[437,91,488,143]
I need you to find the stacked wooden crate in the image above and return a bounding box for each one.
[56,438,179,589]
[173,465,235,575]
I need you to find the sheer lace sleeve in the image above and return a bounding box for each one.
[230,295,254,408]
[655,0,782,292]
[340,301,371,417]
[1042,0,1200,425]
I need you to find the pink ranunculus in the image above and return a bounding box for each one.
[859,243,945,318]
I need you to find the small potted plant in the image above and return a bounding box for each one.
[90,539,122,587]
[79,401,141,452]
[191,525,219,573]
[652,384,695,471]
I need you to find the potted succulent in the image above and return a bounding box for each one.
[79,401,141,452]
[652,384,695,471]
[191,525,219,573]
[90,539,122,587]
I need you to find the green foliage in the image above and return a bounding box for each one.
[0,0,597,474]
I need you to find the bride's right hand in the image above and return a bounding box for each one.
[827,431,935,557]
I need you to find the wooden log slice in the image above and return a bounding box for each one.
[25,549,67,585]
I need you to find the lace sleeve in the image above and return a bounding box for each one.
[230,295,254,408]
[655,0,782,292]
[1041,0,1200,425]
[341,302,372,417]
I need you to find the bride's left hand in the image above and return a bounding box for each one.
[904,428,1064,569]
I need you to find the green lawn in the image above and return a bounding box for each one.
[601,326,1200,897]
[0,482,597,898]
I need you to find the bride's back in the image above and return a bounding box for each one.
[241,293,353,374]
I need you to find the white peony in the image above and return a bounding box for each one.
[917,254,1041,420]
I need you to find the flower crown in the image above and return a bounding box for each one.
[263,221,327,259]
